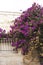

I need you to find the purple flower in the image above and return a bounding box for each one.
[40,20,43,24]
[0,34,2,38]
[10,3,43,55]
[0,28,2,32]
[11,42,16,46]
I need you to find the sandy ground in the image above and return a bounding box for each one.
[0,43,40,65]
[0,43,24,65]
[0,51,24,65]
[0,51,40,65]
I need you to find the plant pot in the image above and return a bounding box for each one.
[23,47,40,65]
[37,24,43,65]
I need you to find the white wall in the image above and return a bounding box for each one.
[0,12,21,33]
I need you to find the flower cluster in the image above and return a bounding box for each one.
[0,28,6,38]
[10,3,43,55]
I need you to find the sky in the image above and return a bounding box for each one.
[0,0,43,33]
[0,0,43,12]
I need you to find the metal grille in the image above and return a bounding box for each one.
[0,38,14,51]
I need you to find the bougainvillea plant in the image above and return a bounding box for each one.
[10,3,43,55]
[0,28,6,38]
